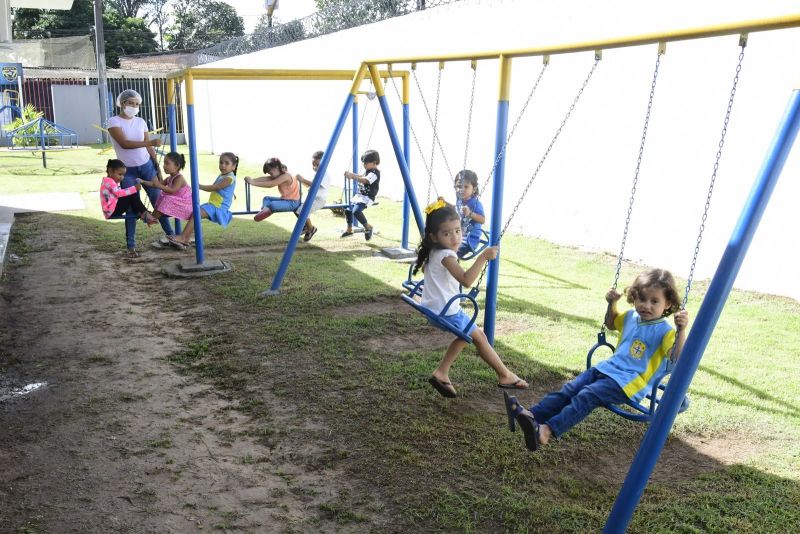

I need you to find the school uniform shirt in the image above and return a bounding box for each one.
[594,309,676,403]
[352,168,380,206]
[461,196,485,249]
[420,248,461,316]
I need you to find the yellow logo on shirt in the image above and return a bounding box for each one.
[630,339,647,359]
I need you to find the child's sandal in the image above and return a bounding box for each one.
[503,391,523,432]
[515,410,540,451]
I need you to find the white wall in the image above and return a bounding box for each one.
[192,0,800,301]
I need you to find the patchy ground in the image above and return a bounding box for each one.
[1,212,794,533]
[0,214,392,533]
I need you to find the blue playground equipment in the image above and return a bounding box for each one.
[588,38,745,424]
[4,117,78,168]
[400,56,595,344]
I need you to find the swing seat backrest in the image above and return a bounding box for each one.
[458,228,490,261]
[586,331,690,423]
[401,278,478,344]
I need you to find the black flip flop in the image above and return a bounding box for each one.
[497,379,528,390]
[304,226,318,242]
[428,376,457,398]
[503,391,521,432]
[515,410,540,451]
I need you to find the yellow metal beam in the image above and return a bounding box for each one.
[364,13,800,65]
[185,71,194,106]
[167,67,407,83]
[498,55,512,102]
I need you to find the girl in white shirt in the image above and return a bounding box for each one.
[413,199,528,398]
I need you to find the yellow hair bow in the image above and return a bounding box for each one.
[424,197,446,215]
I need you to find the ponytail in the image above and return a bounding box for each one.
[413,204,460,275]
[413,234,435,275]
[165,152,186,170]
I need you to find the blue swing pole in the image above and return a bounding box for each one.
[484,56,512,346]
[185,72,206,265]
[167,79,181,234]
[266,66,367,294]
[604,88,800,533]
[402,79,411,250]
[368,64,425,236]
[352,97,358,206]
[352,96,360,230]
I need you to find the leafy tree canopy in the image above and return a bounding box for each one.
[11,0,158,67]
[165,0,245,50]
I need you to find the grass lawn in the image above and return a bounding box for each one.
[2,146,799,532]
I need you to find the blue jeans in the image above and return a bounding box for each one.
[261,197,301,213]
[530,368,628,438]
[121,160,174,248]
[345,202,368,226]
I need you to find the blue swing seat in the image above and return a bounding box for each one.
[401,277,479,344]
[458,228,490,261]
[586,331,690,423]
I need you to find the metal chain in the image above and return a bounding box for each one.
[455,64,478,221]
[682,42,746,308]
[462,64,478,173]
[427,67,443,203]
[479,61,550,198]
[412,67,455,199]
[473,57,600,291]
[611,51,664,293]
[388,74,437,191]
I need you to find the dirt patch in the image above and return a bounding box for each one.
[0,213,389,532]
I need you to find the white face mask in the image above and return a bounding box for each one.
[122,106,140,118]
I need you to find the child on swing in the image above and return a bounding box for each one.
[167,152,238,249]
[341,149,380,241]
[504,268,689,451]
[454,169,486,259]
[247,157,301,222]
[415,199,528,398]
[294,150,332,242]
[137,151,192,225]
[100,159,158,236]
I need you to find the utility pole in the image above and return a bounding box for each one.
[93,0,109,142]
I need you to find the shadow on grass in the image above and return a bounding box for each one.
[496,291,599,328]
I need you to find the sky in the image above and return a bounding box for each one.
[223,0,319,33]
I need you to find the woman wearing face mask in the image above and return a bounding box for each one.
[107,89,171,257]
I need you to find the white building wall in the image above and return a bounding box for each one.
[192,0,800,301]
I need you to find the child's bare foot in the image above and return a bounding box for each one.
[538,424,552,446]
[167,235,188,249]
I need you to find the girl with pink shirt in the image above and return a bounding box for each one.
[138,152,193,223]
[100,160,157,256]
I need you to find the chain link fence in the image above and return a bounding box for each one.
[197,0,465,65]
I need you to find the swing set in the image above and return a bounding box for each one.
[162,14,800,528]
[255,14,800,532]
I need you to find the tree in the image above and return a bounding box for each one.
[11,0,158,67]
[103,10,159,67]
[144,0,171,51]
[312,0,408,34]
[165,0,245,50]
[106,0,148,19]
